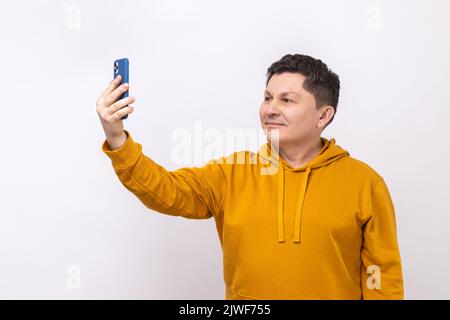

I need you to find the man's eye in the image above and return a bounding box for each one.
[264,97,271,101]
[283,98,292,103]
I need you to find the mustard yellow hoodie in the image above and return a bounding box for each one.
[102,130,404,300]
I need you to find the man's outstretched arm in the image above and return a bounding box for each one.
[96,75,227,220]
[102,130,228,219]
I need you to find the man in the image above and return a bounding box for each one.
[96,54,404,299]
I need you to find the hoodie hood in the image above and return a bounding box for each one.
[257,137,349,243]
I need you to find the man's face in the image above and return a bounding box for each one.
[259,72,326,147]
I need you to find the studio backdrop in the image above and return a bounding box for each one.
[0,0,449,299]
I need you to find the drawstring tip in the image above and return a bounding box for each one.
[293,235,301,243]
[278,237,285,243]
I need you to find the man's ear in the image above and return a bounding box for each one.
[317,106,335,128]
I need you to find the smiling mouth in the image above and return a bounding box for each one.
[265,122,286,127]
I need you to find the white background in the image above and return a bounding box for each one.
[0,0,449,299]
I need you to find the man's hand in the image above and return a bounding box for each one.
[96,74,136,150]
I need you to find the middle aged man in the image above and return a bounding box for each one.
[97,53,404,300]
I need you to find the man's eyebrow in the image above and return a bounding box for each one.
[264,90,299,96]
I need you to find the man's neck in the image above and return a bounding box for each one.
[277,137,324,169]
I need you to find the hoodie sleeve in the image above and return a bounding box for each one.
[360,178,404,300]
[101,130,228,219]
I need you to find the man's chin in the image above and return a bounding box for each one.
[264,132,284,146]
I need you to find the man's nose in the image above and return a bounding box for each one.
[266,103,280,116]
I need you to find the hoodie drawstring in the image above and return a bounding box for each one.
[277,164,312,243]
[277,164,285,242]
[263,137,348,244]
[293,167,311,243]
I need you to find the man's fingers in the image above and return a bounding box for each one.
[111,105,134,121]
[106,96,135,116]
[106,82,130,104]
[98,75,122,104]
[105,75,122,95]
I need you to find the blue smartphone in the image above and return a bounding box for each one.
[113,58,129,120]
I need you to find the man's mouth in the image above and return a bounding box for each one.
[265,121,286,127]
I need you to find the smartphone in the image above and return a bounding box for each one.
[113,58,129,120]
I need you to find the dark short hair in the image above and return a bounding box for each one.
[266,54,340,127]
